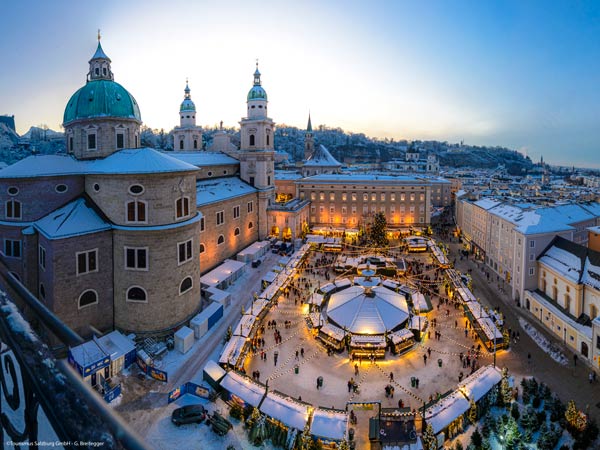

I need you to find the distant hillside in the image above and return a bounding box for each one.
[1,121,534,174]
[0,125,66,165]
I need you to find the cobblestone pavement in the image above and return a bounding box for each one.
[446,237,600,422]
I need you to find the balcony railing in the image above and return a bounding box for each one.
[0,259,149,450]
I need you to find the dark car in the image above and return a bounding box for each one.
[171,404,206,426]
[251,259,262,268]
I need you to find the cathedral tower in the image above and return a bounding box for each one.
[238,62,275,239]
[174,80,202,151]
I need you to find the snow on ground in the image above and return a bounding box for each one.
[518,317,569,366]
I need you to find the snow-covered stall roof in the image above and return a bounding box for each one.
[259,282,282,301]
[251,298,270,316]
[203,360,227,383]
[196,177,257,207]
[220,371,266,407]
[319,323,345,341]
[308,292,324,305]
[319,283,336,294]
[262,271,278,284]
[260,392,310,431]
[411,292,429,312]
[458,365,502,402]
[410,315,428,331]
[477,317,503,341]
[234,314,257,338]
[424,391,470,434]
[382,279,400,290]
[35,198,111,240]
[389,328,414,345]
[310,409,348,441]
[200,259,246,288]
[237,241,270,262]
[219,336,248,366]
[95,331,134,361]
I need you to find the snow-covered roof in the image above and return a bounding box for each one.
[304,144,342,167]
[200,259,246,287]
[233,314,257,338]
[196,177,257,206]
[35,198,111,240]
[0,154,85,179]
[219,371,265,407]
[424,391,470,434]
[473,198,501,210]
[389,328,414,345]
[219,336,249,367]
[326,285,409,334]
[260,392,309,431]
[95,331,135,361]
[167,151,239,167]
[319,282,336,294]
[310,409,348,441]
[0,148,199,179]
[300,173,424,183]
[275,171,303,180]
[458,365,502,402]
[88,148,198,174]
[69,339,109,369]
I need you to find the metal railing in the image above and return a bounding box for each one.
[0,259,149,450]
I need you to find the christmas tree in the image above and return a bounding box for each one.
[500,367,512,406]
[565,400,578,427]
[368,212,389,248]
[421,423,437,450]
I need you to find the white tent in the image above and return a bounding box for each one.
[310,409,348,441]
[220,371,266,407]
[260,392,309,430]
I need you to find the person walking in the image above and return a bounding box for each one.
[354,363,359,376]
[389,372,394,382]
[423,354,427,365]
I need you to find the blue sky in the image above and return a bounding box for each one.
[1,0,598,167]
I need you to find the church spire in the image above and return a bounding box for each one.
[253,59,261,86]
[88,31,113,81]
[307,112,312,132]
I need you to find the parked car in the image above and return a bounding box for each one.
[251,259,262,268]
[171,404,206,426]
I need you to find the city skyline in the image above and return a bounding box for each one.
[1,0,599,168]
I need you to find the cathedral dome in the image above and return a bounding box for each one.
[180,98,196,112]
[247,85,267,101]
[63,79,141,125]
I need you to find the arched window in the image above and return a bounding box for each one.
[79,290,98,309]
[193,140,198,149]
[126,200,147,223]
[217,235,224,245]
[5,199,22,219]
[248,221,254,229]
[180,140,184,150]
[176,197,190,219]
[249,134,255,146]
[126,286,147,302]
[199,243,205,253]
[179,277,193,295]
[234,228,240,236]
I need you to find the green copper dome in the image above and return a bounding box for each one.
[63,79,142,125]
[247,85,267,101]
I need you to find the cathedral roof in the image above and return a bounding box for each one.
[304,144,342,167]
[35,197,111,240]
[63,79,141,124]
[0,148,198,178]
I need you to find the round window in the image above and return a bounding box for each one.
[129,184,144,195]
[55,184,68,193]
[7,187,19,196]
[207,171,213,177]
[93,184,100,192]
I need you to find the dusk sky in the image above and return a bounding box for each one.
[1,0,599,167]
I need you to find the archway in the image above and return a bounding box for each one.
[581,342,589,358]
[282,227,292,241]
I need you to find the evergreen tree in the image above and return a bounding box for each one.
[565,400,578,428]
[421,423,437,450]
[468,399,478,424]
[368,212,389,248]
[470,427,483,449]
[501,367,512,406]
